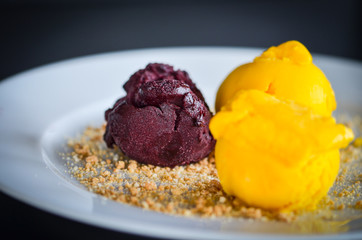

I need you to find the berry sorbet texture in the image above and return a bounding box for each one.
[104,63,215,167]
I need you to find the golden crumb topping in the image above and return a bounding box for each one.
[60,116,362,229]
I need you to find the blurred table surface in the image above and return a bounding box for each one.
[1,0,361,239]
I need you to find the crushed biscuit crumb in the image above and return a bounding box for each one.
[61,116,362,224]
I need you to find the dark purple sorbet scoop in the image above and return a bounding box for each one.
[104,63,215,167]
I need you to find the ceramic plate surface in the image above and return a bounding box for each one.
[0,47,361,239]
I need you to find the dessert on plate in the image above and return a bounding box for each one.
[63,42,361,228]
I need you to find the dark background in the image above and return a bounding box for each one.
[1,0,361,239]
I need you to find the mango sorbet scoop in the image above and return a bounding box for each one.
[210,90,353,211]
[215,41,336,116]
[210,41,354,211]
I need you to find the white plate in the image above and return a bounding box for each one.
[0,47,361,240]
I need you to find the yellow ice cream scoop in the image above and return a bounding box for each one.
[210,90,354,211]
[215,41,336,116]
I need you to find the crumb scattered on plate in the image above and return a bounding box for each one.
[60,116,362,228]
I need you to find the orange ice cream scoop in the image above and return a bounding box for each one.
[215,41,336,116]
[210,90,354,211]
